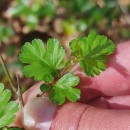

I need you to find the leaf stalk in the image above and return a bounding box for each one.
[16,74,24,108]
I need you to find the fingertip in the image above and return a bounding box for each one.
[12,82,43,127]
[22,82,43,104]
[22,97,56,130]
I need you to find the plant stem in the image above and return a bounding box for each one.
[60,60,77,77]
[16,74,24,108]
[39,58,78,97]
[0,55,24,108]
[0,55,17,93]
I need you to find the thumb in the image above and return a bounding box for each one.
[22,97,130,130]
[22,97,56,130]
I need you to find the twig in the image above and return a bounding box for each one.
[0,54,24,108]
[0,55,17,93]
[16,74,24,108]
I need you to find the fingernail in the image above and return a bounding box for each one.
[22,97,56,130]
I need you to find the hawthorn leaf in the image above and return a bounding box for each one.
[70,32,116,77]
[49,73,80,105]
[19,38,65,82]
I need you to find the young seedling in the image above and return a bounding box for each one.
[0,32,116,129]
[19,32,116,105]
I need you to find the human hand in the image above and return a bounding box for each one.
[12,41,130,130]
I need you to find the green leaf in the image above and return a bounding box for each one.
[70,32,116,77]
[49,73,80,105]
[40,84,51,92]
[19,38,65,82]
[0,83,19,128]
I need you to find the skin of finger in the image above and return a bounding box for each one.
[22,97,56,130]
[72,41,130,102]
[12,83,130,129]
[12,84,130,129]
[78,106,130,130]
[12,82,43,127]
[89,95,130,110]
[51,103,130,130]
[50,102,89,130]
[13,95,130,130]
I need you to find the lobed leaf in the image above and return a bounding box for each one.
[19,38,65,83]
[0,83,19,128]
[70,32,116,77]
[49,73,80,105]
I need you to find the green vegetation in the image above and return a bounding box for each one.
[0,83,18,129]
[0,0,129,129]
[19,32,116,105]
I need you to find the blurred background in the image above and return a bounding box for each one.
[0,0,130,92]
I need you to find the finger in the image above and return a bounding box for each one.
[89,95,130,109]
[23,97,56,130]
[78,105,130,130]
[72,41,130,102]
[22,97,130,130]
[13,82,130,129]
[12,82,43,127]
[13,82,130,128]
